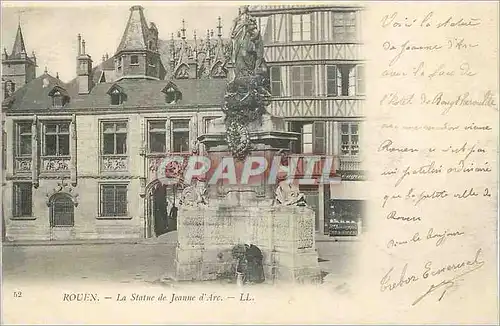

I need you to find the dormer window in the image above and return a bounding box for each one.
[110,89,122,105]
[48,86,70,108]
[165,88,177,104]
[130,55,139,65]
[161,83,182,104]
[107,84,126,106]
[53,91,63,107]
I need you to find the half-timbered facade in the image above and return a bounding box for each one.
[2,4,365,242]
[249,4,366,236]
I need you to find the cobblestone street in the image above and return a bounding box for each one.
[2,232,360,286]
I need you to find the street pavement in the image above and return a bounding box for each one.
[2,232,360,286]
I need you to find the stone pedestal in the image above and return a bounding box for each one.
[174,114,321,283]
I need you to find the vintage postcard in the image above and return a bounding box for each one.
[1,1,498,324]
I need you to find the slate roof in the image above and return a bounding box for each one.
[3,74,227,111]
[115,5,151,53]
[2,5,230,113]
[10,24,27,59]
[71,78,227,109]
[3,73,68,110]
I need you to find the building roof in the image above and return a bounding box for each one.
[115,5,151,53]
[3,73,67,110]
[3,74,227,111]
[10,24,27,59]
[71,78,227,109]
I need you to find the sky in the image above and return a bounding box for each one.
[1,1,245,82]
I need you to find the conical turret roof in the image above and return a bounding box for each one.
[115,5,150,53]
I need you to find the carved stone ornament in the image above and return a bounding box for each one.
[42,157,70,171]
[274,180,307,207]
[102,156,128,171]
[180,179,208,207]
[15,158,32,171]
[45,177,79,207]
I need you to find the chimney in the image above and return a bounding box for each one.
[77,35,92,95]
[77,34,82,55]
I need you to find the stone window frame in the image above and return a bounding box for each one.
[100,120,128,156]
[42,120,71,157]
[12,182,34,219]
[97,182,129,218]
[15,121,32,158]
[49,193,75,227]
[171,119,190,154]
[148,120,167,154]
[99,119,129,173]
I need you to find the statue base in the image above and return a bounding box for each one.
[174,113,321,284]
[175,202,321,283]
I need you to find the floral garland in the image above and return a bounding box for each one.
[223,74,270,160]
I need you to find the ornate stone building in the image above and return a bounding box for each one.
[248,4,366,235]
[1,4,365,242]
[2,5,230,241]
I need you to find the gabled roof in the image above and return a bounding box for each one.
[48,85,69,97]
[161,81,179,93]
[115,5,151,53]
[2,73,71,109]
[106,83,125,95]
[10,24,27,59]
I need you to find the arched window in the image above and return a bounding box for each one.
[50,193,74,227]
